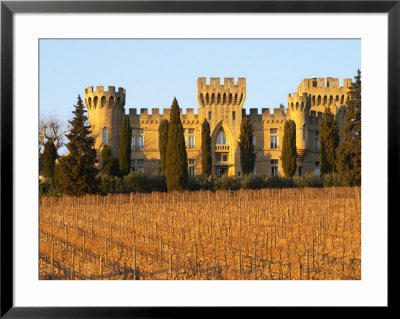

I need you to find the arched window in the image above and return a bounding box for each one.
[206,93,209,104]
[102,127,108,145]
[109,96,114,108]
[217,130,227,144]
[199,93,204,106]
[101,96,106,107]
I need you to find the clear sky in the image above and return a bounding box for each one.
[40,38,360,125]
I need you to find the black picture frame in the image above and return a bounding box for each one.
[1,0,395,317]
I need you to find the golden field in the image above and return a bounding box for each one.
[39,187,361,280]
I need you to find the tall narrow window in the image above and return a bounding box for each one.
[188,136,195,149]
[185,128,195,149]
[131,129,136,149]
[298,166,303,176]
[270,128,278,149]
[208,111,212,121]
[188,159,195,176]
[137,129,144,150]
[102,127,108,145]
[232,111,236,120]
[315,131,319,151]
[303,124,306,141]
[271,159,279,176]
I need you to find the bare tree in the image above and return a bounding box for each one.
[39,113,70,153]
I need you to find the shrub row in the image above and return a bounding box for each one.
[39,172,345,197]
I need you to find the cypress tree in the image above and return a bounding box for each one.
[55,95,98,195]
[336,70,361,186]
[119,115,132,175]
[165,97,188,191]
[201,119,212,177]
[238,116,256,175]
[101,145,119,176]
[158,119,169,175]
[42,139,58,180]
[319,107,340,174]
[281,120,297,177]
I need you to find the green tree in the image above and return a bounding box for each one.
[336,70,361,186]
[55,95,98,195]
[158,119,169,175]
[281,120,297,177]
[319,107,340,174]
[165,97,188,191]
[42,139,58,180]
[238,116,256,175]
[201,119,212,177]
[101,145,119,177]
[119,115,132,176]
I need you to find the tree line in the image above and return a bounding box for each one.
[40,70,361,196]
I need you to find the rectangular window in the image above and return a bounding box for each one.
[232,111,236,120]
[137,159,144,173]
[270,128,278,149]
[271,159,279,176]
[270,136,278,149]
[208,111,212,121]
[188,159,195,176]
[131,136,135,149]
[315,131,319,151]
[137,136,144,150]
[216,154,221,162]
[222,154,228,162]
[298,166,303,176]
[188,136,195,149]
[188,128,195,134]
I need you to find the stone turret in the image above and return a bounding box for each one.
[84,86,126,160]
[287,92,311,159]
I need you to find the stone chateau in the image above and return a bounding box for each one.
[84,77,352,177]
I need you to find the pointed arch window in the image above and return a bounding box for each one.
[217,130,227,145]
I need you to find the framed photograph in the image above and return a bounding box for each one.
[1,0,395,317]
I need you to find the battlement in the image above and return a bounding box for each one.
[197,77,246,108]
[287,93,311,112]
[128,108,199,123]
[84,85,126,109]
[241,107,287,123]
[296,77,352,96]
[85,86,126,95]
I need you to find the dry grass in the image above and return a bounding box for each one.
[39,187,361,280]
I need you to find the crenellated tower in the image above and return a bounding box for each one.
[84,86,126,161]
[197,77,246,176]
[287,92,311,159]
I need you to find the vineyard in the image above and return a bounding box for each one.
[39,187,361,280]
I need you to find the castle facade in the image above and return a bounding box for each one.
[84,77,351,177]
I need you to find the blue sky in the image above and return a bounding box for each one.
[40,39,360,124]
